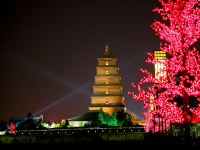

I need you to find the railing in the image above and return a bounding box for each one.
[10,127,144,136]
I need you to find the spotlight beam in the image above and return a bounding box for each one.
[6,52,91,96]
[34,82,92,116]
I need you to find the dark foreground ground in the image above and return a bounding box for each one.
[1,132,200,150]
[1,139,200,150]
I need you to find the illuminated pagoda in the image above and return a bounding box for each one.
[68,45,126,127]
[88,45,126,114]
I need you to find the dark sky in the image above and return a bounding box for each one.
[1,0,160,122]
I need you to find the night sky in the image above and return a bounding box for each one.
[1,0,161,122]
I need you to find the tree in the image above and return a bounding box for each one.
[21,112,35,130]
[9,116,16,124]
[0,121,8,131]
[129,0,200,134]
[129,113,139,126]
[109,113,118,126]
[116,111,126,127]
[98,112,110,126]
[16,112,36,130]
[121,113,139,127]
[9,122,15,132]
[60,119,69,128]
[98,112,118,127]
[27,112,33,119]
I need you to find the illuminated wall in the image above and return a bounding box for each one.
[68,121,90,127]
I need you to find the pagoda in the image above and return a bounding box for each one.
[88,45,126,115]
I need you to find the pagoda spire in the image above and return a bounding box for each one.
[104,45,110,55]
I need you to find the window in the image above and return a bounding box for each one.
[105,89,109,94]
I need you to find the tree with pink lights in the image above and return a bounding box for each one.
[9,122,15,133]
[129,0,200,134]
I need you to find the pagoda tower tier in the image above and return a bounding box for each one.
[88,45,126,115]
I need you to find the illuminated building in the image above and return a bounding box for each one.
[154,51,167,83]
[150,50,167,111]
[88,45,126,114]
[147,50,167,132]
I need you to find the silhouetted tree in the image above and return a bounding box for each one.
[0,121,8,131]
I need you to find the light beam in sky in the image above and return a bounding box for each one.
[34,82,92,116]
